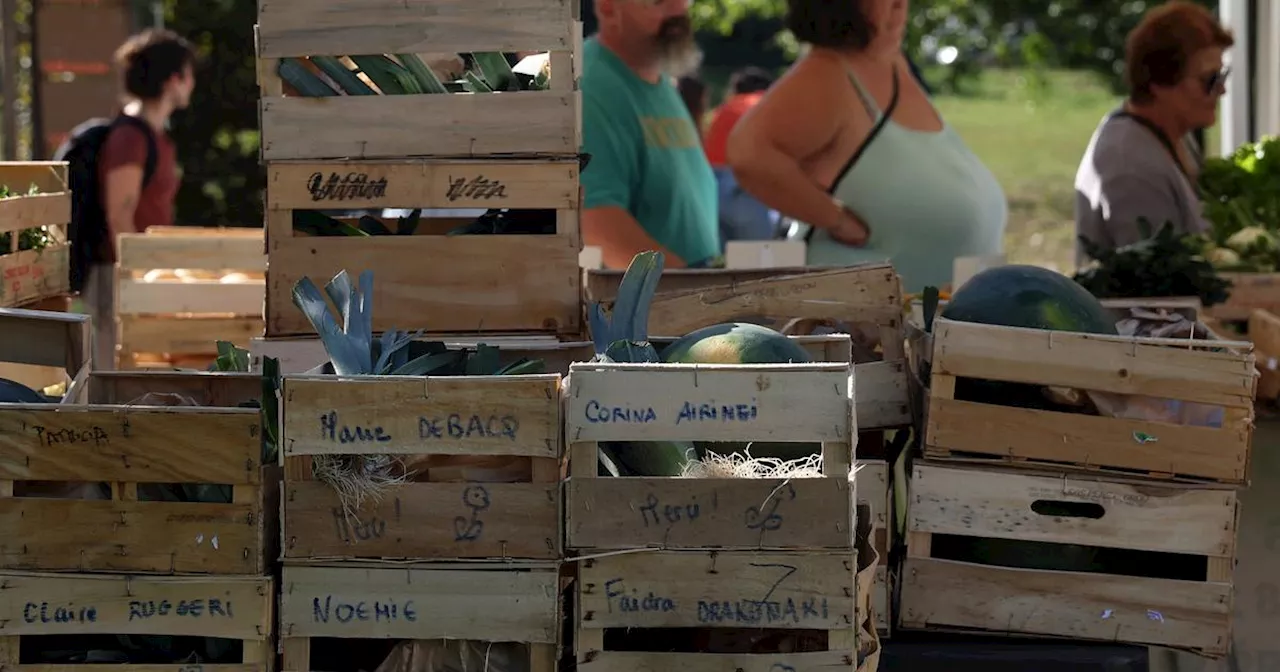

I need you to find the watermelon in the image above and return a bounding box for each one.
[661,323,819,462]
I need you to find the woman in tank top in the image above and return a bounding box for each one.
[726,0,1007,293]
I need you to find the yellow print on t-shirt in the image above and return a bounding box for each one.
[640,116,700,150]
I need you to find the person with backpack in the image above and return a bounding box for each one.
[55,29,196,370]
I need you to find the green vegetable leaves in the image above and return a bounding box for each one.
[1073,219,1233,306]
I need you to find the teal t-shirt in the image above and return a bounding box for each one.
[580,38,719,266]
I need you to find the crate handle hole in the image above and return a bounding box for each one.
[1030,500,1105,519]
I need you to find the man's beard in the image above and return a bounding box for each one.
[653,16,701,77]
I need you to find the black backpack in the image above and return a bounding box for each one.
[53,115,158,293]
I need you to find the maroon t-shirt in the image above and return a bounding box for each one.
[97,121,179,256]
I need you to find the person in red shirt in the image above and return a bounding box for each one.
[704,68,780,247]
[87,29,195,370]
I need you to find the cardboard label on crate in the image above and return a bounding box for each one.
[579,552,853,630]
[566,364,851,443]
[0,574,270,639]
[567,478,853,550]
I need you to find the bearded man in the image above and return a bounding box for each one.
[580,0,720,269]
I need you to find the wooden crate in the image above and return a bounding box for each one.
[116,227,265,369]
[1208,273,1280,323]
[856,460,891,636]
[899,462,1236,656]
[575,551,856,670]
[264,158,581,337]
[0,404,268,574]
[280,373,563,562]
[585,264,909,430]
[0,571,273,671]
[0,305,90,395]
[88,370,262,407]
[565,361,856,552]
[1249,309,1280,400]
[279,563,558,672]
[922,317,1256,483]
[255,2,580,161]
[0,162,71,308]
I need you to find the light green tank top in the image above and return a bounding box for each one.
[804,66,1008,293]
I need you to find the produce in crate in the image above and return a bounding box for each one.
[1199,134,1280,270]
[0,183,55,253]
[1073,219,1233,307]
[586,251,694,477]
[661,322,820,462]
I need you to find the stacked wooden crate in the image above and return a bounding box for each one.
[115,226,265,369]
[0,162,71,309]
[564,359,870,668]
[255,0,582,340]
[0,395,274,669]
[901,316,1256,657]
[276,373,563,672]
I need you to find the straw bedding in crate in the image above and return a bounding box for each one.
[255,1,580,161]
[279,374,563,562]
[923,317,1256,483]
[899,462,1236,657]
[263,158,581,337]
[0,571,273,671]
[0,404,267,575]
[279,563,558,672]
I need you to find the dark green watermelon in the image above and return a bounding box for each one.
[940,264,1117,335]
[661,323,818,462]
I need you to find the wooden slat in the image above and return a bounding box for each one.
[565,363,853,443]
[119,316,263,354]
[585,267,839,302]
[280,565,559,641]
[266,159,579,210]
[578,551,855,630]
[1210,273,1280,321]
[0,246,69,308]
[117,232,265,271]
[117,279,264,316]
[0,192,70,233]
[931,318,1255,408]
[0,405,260,483]
[283,481,559,560]
[260,90,579,160]
[0,306,89,373]
[578,652,852,672]
[280,374,561,458]
[87,371,261,406]
[0,162,69,194]
[854,359,910,429]
[0,572,271,639]
[257,0,575,56]
[267,235,579,335]
[909,463,1236,557]
[567,478,853,550]
[900,557,1230,654]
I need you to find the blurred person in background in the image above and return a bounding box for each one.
[704,67,782,247]
[57,29,196,370]
[1073,0,1231,265]
[579,0,719,269]
[678,74,710,139]
[726,0,1006,292]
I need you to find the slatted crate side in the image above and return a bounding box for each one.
[280,374,562,561]
[855,460,891,636]
[0,167,72,308]
[279,564,558,672]
[256,2,580,161]
[924,317,1257,483]
[566,362,855,551]
[575,551,856,670]
[264,158,581,337]
[1208,273,1280,322]
[899,462,1236,656]
[0,571,274,671]
[88,371,262,407]
[0,404,266,574]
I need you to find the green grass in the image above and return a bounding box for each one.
[933,68,1122,273]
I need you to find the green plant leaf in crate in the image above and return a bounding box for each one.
[470,52,517,91]
[309,56,376,95]
[397,54,449,94]
[277,58,339,96]
[464,71,494,93]
[350,54,418,95]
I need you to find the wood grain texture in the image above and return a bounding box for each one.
[0,192,69,234]
[567,478,853,550]
[284,481,559,560]
[257,0,575,56]
[87,371,261,406]
[118,317,264,357]
[281,374,561,457]
[117,232,265,272]
[0,406,260,483]
[577,651,853,672]
[117,280,264,316]
[266,235,580,335]
[566,363,853,443]
[280,565,559,641]
[0,247,69,308]
[0,572,272,639]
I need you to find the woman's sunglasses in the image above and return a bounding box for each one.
[1201,66,1231,94]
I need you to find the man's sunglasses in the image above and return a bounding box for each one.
[1202,66,1231,94]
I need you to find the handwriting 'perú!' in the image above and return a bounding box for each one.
[582,399,759,425]
[307,172,388,202]
[446,175,508,202]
